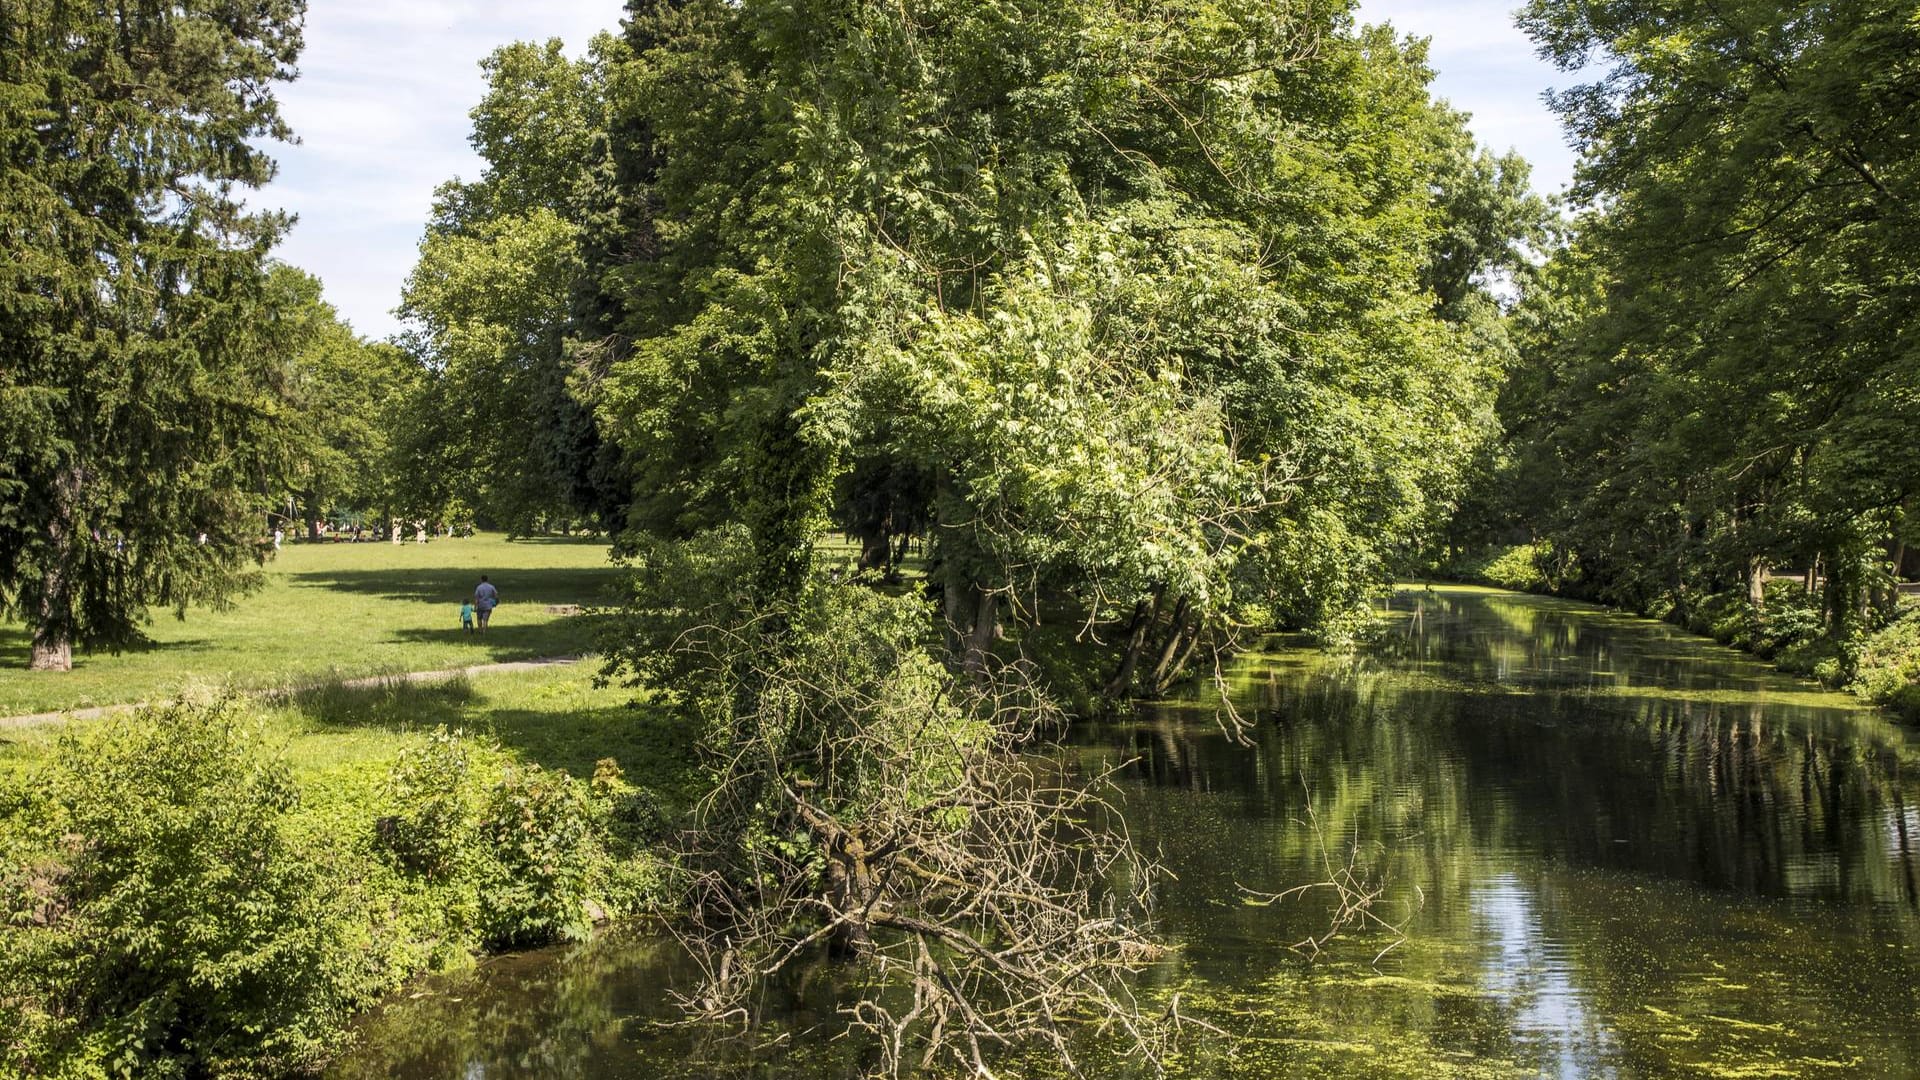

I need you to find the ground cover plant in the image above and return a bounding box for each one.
[0,664,698,1078]
[0,535,615,716]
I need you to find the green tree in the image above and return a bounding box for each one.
[595,1,1526,676]
[1502,0,1919,646]
[0,0,306,670]
[269,266,423,539]
[589,0,1535,1066]
[401,37,628,535]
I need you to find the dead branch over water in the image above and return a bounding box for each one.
[662,608,1181,1077]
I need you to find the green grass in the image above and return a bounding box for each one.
[0,534,620,715]
[0,661,704,812]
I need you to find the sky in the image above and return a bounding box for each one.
[265,1,1582,342]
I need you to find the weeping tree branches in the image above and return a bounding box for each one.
[583,0,1534,1069]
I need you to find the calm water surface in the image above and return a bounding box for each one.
[331,586,1920,1078]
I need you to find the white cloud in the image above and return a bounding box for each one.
[1355,0,1582,195]
[263,1,626,339]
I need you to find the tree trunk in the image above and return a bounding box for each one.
[963,585,1000,679]
[1145,596,1193,693]
[1747,556,1768,616]
[1104,595,1157,698]
[303,492,321,541]
[942,576,967,657]
[30,480,78,671]
[857,530,889,573]
[28,631,72,671]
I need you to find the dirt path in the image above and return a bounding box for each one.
[0,655,585,731]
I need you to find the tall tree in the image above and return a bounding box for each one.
[401,37,627,534]
[589,0,1533,1067]
[0,0,306,670]
[269,266,423,539]
[1504,0,1919,635]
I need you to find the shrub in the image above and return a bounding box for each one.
[1463,542,1551,593]
[0,700,384,1079]
[476,763,601,948]
[1854,608,1920,720]
[378,728,480,880]
[2,708,681,1080]
[371,729,663,953]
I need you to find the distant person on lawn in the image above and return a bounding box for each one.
[473,575,499,633]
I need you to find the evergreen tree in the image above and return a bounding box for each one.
[0,0,306,670]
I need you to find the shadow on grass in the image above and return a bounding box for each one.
[0,624,219,673]
[389,620,604,662]
[478,704,703,796]
[280,674,704,804]
[286,675,483,731]
[497,535,612,546]
[287,566,617,607]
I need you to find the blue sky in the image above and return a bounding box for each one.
[264,1,1581,341]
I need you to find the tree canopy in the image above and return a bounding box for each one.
[569,0,1541,1065]
[582,0,1536,669]
[0,0,307,669]
[1486,0,1918,644]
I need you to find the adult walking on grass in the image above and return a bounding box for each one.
[473,575,499,633]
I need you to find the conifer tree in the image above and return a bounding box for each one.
[0,0,306,670]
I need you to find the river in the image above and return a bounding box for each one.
[329,585,1920,1078]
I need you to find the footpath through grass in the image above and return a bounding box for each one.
[0,533,619,715]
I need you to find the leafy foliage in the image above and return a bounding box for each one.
[398,38,632,533]
[0,702,376,1078]
[1854,606,1920,721]
[581,1,1539,1069]
[0,0,308,667]
[589,0,1533,682]
[0,702,677,1077]
[269,265,425,534]
[1469,0,1920,710]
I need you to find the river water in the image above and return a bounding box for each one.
[330,586,1920,1078]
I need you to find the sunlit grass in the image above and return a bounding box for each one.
[0,663,703,815]
[0,533,620,715]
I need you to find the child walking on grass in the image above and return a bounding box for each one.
[460,600,475,635]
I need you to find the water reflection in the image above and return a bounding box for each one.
[1472,875,1608,1080]
[332,587,1920,1079]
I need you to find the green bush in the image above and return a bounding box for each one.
[0,701,385,1079]
[1750,583,1826,658]
[371,729,665,953]
[476,763,600,947]
[1462,543,1551,593]
[379,728,480,880]
[2,710,678,1079]
[1854,608,1920,720]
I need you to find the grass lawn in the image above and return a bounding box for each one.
[0,662,703,809]
[0,534,620,716]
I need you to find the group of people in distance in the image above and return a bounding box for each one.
[460,575,499,635]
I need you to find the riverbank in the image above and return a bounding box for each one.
[0,662,704,1077]
[326,585,1920,1078]
[1447,543,1920,722]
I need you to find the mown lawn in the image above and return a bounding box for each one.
[0,534,620,716]
[0,662,702,809]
